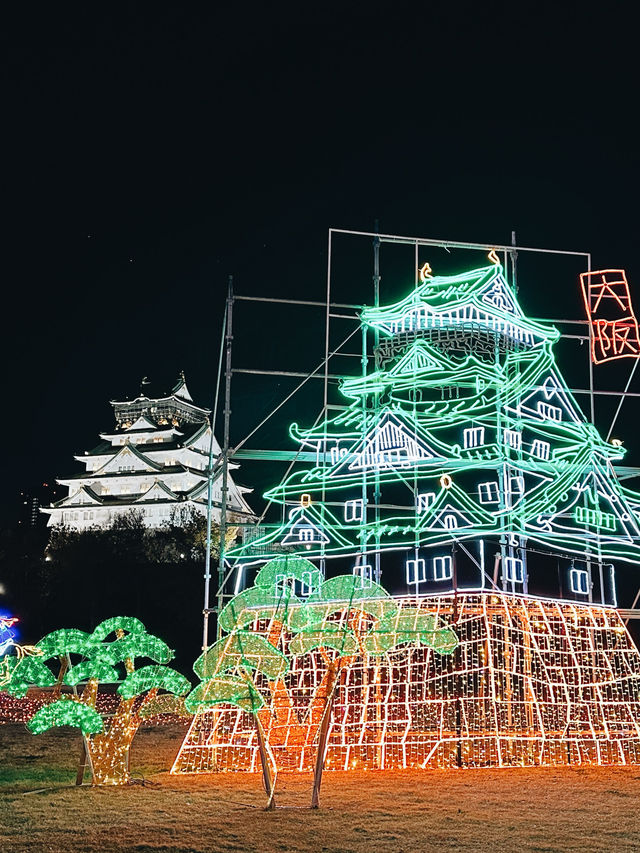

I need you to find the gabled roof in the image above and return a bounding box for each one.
[361,264,558,345]
[127,415,158,431]
[171,374,193,401]
[94,442,165,476]
[50,485,104,508]
[134,480,180,502]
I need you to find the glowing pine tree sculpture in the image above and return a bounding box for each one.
[4,616,190,785]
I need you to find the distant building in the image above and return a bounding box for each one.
[42,374,253,531]
[17,483,62,528]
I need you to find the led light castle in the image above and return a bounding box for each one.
[175,251,640,775]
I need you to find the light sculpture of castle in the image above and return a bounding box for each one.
[174,260,640,774]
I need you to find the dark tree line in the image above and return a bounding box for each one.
[0,508,238,673]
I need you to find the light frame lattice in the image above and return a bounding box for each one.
[174,591,640,774]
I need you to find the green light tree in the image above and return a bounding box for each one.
[287,573,458,807]
[3,616,190,785]
[187,555,458,808]
[184,629,288,809]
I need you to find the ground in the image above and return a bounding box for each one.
[1,723,640,853]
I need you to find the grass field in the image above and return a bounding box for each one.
[2,722,640,852]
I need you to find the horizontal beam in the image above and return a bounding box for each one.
[618,609,640,620]
[330,227,591,259]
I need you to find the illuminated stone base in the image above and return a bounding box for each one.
[172,592,640,773]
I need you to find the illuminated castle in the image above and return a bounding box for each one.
[231,260,640,600]
[174,261,640,774]
[43,374,253,531]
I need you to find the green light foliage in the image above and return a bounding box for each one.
[311,575,390,604]
[138,694,190,719]
[219,585,299,633]
[184,676,265,714]
[362,608,458,655]
[289,629,358,658]
[95,633,172,666]
[194,632,289,681]
[254,555,322,591]
[27,698,104,735]
[36,629,93,659]
[90,616,146,642]
[64,660,120,686]
[4,655,56,697]
[117,665,190,699]
[3,616,191,787]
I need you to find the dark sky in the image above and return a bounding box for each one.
[2,2,639,520]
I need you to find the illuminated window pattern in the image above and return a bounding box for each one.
[173,593,640,774]
[433,556,452,581]
[463,427,484,449]
[504,429,522,450]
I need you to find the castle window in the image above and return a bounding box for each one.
[443,514,458,530]
[504,557,524,583]
[433,556,453,581]
[478,482,499,504]
[504,429,522,450]
[344,499,364,522]
[570,568,589,595]
[353,564,373,589]
[537,402,562,422]
[509,476,525,496]
[463,427,484,449]
[531,440,550,461]
[296,572,313,597]
[416,492,435,513]
[298,527,314,542]
[406,558,427,585]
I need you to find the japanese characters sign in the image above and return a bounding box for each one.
[579,269,640,364]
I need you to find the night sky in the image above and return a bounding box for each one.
[3,3,640,529]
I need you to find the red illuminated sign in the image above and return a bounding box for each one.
[579,269,640,364]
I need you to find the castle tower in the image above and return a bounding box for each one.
[43,374,254,531]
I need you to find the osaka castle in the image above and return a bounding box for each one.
[174,256,640,776]
[43,374,253,531]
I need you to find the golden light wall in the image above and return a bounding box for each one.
[173,592,640,773]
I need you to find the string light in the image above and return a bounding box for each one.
[174,258,640,777]
[175,563,457,778]
[175,590,640,773]
[3,616,190,785]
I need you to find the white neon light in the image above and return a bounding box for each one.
[531,439,550,461]
[416,492,436,513]
[463,427,484,449]
[478,482,499,504]
[406,558,427,585]
[509,476,525,495]
[344,499,364,522]
[504,429,522,450]
[433,556,452,581]
[443,514,458,530]
[569,568,589,595]
[537,401,562,422]
[504,557,524,583]
[353,564,373,589]
[349,417,433,471]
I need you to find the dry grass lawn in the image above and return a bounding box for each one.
[2,722,640,852]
